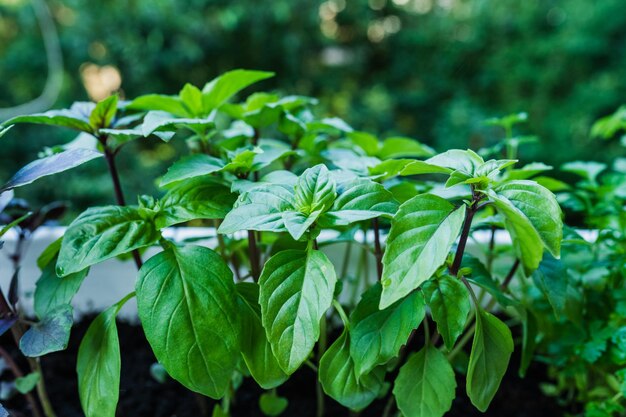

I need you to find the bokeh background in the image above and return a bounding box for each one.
[1,0,625,212]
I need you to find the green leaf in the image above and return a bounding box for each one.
[0,212,32,238]
[4,109,94,133]
[282,210,322,241]
[321,179,398,226]
[1,148,102,192]
[489,180,562,273]
[14,372,40,394]
[36,238,62,270]
[425,149,484,175]
[294,165,336,215]
[0,124,13,138]
[160,154,225,186]
[259,249,336,374]
[236,283,288,389]
[179,83,204,116]
[77,294,130,417]
[531,254,569,319]
[395,160,453,177]
[20,305,73,357]
[561,161,607,183]
[219,184,295,234]
[89,95,118,129]
[141,111,215,136]
[127,94,188,117]
[202,69,275,112]
[319,330,385,410]
[156,178,235,228]
[380,194,466,309]
[379,137,435,159]
[350,284,425,377]
[393,345,456,417]
[495,181,562,256]
[517,306,537,378]
[57,206,160,276]
[136,245,240,398]
[466,309,513,412]
[34,257,88,318]
[259,392,289,416]
[423,275,471,351]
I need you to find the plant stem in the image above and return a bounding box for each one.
[450,207,476,276]
[372,218,383,280]
[316,316,327,417]
[487,225,496,273]
[247,230,261,281]
[501,259,520,290]
[103,148,143,270]
[447,322,477,361]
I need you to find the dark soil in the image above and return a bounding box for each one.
[1,317,564,417]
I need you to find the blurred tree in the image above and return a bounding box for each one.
[0,0,625,212]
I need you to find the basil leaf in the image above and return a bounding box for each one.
[294,165,336,215]
[1,148,102,192]
[393,345,456,417]
[319,330,385,410]
[4,109,94,133]
[494,180,562,258]
[34,258,88,318]
[127,94,188,117]
[219,184,295,234]
[136,245,240,399]
[236,283,288,389]
[466,309,513,412]
[77,295,130,417]
[350,284,425,377]
[321,179,398,226]
[423,275,471,351]
[89,95,118,129]
[160,154,225,186]
[20,305,73,357]
[57,206,160,276]
[201,69,275,112]
[141,111,215,136]
[15,372,40,394]
[380,194,466,308]
[156,177,235,228]
[259,249,336,374]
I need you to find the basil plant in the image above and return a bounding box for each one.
[0,69,563,417]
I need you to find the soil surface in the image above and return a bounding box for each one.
[1,317,565,417]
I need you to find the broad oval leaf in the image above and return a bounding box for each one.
[379,137,435,159]
[201,69,275,112]
[89,95,118,129]
[493,180,562,257]
[236,283,288,389]
[466,309,514,412]
[321,179,398,226]
[141,111,215,136]
[34,258,88,318]
[77,296,129,417]
[156,178,235,228]
[136,245,240,398]
[393,345,456,417]
[350,284,425,377]
[294,165,336,215]
[259,249,337,374]
[1,148,102,192]
[160,154,225,186]
[20,305,73,357]
[4,110,94,133]
[380,194,466,309]
[219,184,295,234]
[15,372,40,394]
[127,94,188,117]
[319,330,385,411]
[425,149,484,175]
[57,206,160,276]
[422,275,471,351]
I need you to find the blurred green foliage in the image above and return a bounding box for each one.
[1,0,625,211]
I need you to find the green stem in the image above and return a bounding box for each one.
[447,322,477,361]
[316,316,327,417]
[372,218,383,280]
[332,300,350,328]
